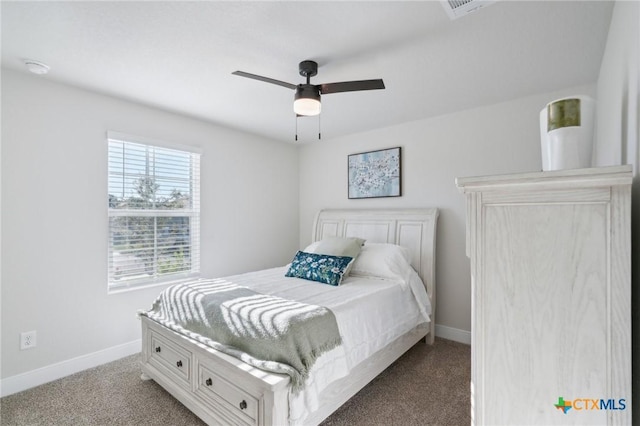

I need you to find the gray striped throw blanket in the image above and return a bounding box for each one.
[140,278,343,393]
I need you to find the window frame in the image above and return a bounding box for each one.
[106,131,202,293]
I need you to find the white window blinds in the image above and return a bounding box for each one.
[107,133,200,291]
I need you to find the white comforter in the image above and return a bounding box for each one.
[222,265,431,424]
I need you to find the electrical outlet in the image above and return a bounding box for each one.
[20,331,37,350]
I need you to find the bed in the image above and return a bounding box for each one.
[139,208,438,425]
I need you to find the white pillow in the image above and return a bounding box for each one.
[304,236,365,258]
[303,241,321,253]
[350,243,413,280]
[303,237,366,278]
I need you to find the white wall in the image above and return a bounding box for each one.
[299,84,596,335]
[0,70,299,384]
[595,1,639,170]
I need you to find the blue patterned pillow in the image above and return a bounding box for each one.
[285,251,354,286]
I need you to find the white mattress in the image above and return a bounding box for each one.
[221,265,431,423]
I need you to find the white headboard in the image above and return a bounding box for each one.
[312,208,439,311]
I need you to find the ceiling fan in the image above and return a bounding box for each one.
[232,60,385,117]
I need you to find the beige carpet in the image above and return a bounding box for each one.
[0,338,470,426]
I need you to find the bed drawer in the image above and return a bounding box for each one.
[148,330,192,388]
[195,362,259,425]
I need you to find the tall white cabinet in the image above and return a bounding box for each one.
[456,165,632,425]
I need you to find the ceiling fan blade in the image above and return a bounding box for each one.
[319,79,385,95]
[232,71,297,90]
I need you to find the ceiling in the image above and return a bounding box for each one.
[1,1,614,144]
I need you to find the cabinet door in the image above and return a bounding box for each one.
[480,200,609,425]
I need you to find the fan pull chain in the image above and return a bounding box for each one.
[293,114,322,141]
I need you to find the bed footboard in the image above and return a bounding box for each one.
[141,316,431,425]
[140,316,290,426]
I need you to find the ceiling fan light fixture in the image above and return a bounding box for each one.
[294,98,321,116]
[294,86,321,116]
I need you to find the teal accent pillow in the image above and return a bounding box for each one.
[285,251,354,286]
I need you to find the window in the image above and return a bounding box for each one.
[107,132,200,291]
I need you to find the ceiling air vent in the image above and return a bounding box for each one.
[441,0,497,20]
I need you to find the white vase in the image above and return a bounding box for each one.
[539,96,595,171]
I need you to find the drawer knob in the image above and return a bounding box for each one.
[205,378,213,386]
[155,346,161,353]
[176,360,183,368]
[239,400,247,410]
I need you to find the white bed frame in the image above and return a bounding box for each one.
[140,208,438,426]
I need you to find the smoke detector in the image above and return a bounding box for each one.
[23,59,50,75]
[440,0,497,20]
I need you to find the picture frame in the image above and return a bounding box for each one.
[348,147,401,199]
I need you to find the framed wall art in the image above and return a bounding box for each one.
[348,147,401,199]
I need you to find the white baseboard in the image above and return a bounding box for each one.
[0,326,469,397]
[435,324,471,345]
[0,339,141,397]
